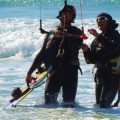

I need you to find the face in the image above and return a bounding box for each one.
[96,16,109,32]
[61,8,74,24]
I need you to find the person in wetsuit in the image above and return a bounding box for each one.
[82,12,120,108]
[25,5,83,107]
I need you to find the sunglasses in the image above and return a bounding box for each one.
[97,16,109,21]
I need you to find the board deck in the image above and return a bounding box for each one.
[1,70,49,109]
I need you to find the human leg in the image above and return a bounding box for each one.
[95,83,102,104]
[62,67,78,107]
[94,71,103,104]
[100,74,120,108]
[44,71,61,104]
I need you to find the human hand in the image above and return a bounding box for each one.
[88,29,99,37]
[53,29,63,38]
[81,44,89,52]
[25,74,33,87]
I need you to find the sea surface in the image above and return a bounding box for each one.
[0,0,120,120]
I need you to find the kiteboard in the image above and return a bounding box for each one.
[1,66,52,110]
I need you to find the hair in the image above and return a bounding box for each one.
[110,20,119,30]
[97,12,119,30]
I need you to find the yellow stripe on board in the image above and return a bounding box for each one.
[20,71,47,92]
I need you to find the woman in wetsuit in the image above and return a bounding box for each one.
[82,12,120,108]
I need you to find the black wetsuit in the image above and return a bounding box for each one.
[83,29,120,108]
[43,26,83,104]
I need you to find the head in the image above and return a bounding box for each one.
[96,12,118,32]
[56,5,76,24]
[11,87,22,99]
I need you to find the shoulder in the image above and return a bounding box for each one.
[67,26,82,35]
[70,26,81,32]
[111,30,120,40]
[108,30,119,36]
[113,30,120,36]
[111,30,119,35]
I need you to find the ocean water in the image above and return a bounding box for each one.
[0,0,120,120]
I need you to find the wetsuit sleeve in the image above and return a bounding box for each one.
[27,34,49,75]
[83,48,97,64]
[97,30,120,58]
[83,30,120,64]
[66,26,83,42]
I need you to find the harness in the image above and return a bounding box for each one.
[110,56,120,74]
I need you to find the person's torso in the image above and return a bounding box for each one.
[91,30,120,65]
[45,26,83,68]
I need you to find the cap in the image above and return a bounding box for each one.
[97,12,112,21]
[56,5,76,23]
[97,12,118,30]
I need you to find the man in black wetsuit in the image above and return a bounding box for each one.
[82,12,120,108]
[25,5,83,107]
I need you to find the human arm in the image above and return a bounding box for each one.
[53,26,83,41]
[83,29,120,64]
[25,34,50,85]
[82,43,97,64]
[82,29,99,64]
[81,29,99,64]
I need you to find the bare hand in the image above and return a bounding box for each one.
[53,29,63,38]
[88,29,99,37]
[81,44,89,52]
[25,74,33,87]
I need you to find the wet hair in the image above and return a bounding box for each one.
[97,12,119,30]
[56,5,76,23]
